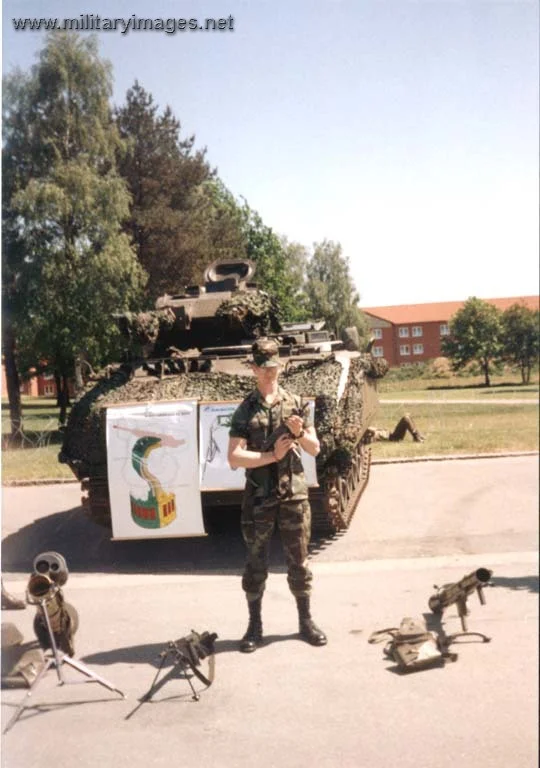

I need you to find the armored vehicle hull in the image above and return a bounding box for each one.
[59,260,388,535]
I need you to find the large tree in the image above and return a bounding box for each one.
[240,206,307,322]
[442,297,503,386]
[115,82,245,302]
[501,303,539,384]
[3,32,146,426]
[2,71,40,439]
[305,240,369,342]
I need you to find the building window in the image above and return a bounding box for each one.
[413,343,424,355]
[399,345,410,356]
[440,324,450,336]
[373,328,383,339]
[398,327,409,338]
[372,346,384,357]
[412,326,423,337]
[43,384,55,396]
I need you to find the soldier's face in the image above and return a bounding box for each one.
[252,364,280,385]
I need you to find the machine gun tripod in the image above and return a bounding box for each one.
[3,586,125,734]
[126,631,217,720]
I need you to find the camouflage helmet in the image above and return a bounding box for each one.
[250,338,281,368]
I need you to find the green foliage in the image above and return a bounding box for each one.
[426,357,453,379]
[240,205,305,322]
[442,297,503,386]
[501,303,540,384]
[385,362,429,382]
[2,32,146,389]
[115,83,245,302]
[305,240,369,342]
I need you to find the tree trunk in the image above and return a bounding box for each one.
[57,376,71,426]
[2,325,23,444]
[74,354,84,395]
[54,371,62,406]
[482,358,491,387]
[63,375,71,407]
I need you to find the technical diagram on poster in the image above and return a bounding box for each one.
[199,402,246,490]
[106,400,204,539]
[199,400,318,491]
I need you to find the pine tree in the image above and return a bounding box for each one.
[115,83,245,302]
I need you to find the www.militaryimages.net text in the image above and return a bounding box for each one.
[12,14,235,34]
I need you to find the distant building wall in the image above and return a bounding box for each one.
[363,295,538,367]
[1,366,68,398]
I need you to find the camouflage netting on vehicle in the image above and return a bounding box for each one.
[215,290,282,338]
[61,354,385,481]
[286,355,387,474]
[116,309,176,349]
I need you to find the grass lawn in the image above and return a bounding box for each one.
[1,397,75,483]
[1,397,64,434]
[1,443,74,482]
[371,401,539,460]
[1,376,538,483]
[379,370,539,400]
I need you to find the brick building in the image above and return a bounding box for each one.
[361,296,539,367]
[1,366,61,397]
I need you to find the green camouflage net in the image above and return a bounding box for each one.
[116,309,176,349]
[215,290,282,338]
[61,354,380,484]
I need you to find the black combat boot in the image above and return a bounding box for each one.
[239,597,263,653]
[296,596,327,646]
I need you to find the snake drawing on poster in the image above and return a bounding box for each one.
[106,400,204,539]
[199,400,319,491]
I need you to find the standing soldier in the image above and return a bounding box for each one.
[228,339,327,652]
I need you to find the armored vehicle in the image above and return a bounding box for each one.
[59,260,388,535]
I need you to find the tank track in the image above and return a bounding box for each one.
[310,439,372,535]
[81,474,112,527]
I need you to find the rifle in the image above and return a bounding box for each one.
[260,402,310,454]
[428,568,493,632]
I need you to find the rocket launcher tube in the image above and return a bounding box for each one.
[428,568,493,632]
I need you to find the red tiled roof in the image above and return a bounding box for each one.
[361,296,539,325]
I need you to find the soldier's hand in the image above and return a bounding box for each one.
[285,415,304,438]
[273,434,295,461]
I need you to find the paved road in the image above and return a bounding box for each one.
[380,398,537,404]
[1,455,538,768]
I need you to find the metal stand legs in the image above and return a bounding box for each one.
[3,599,125,734]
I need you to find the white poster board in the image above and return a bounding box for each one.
[199,402,246,490]
[199,400,319,490]
[106,400,204,539]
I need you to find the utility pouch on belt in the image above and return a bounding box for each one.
[368,617,457,672]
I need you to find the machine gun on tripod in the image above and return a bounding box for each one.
[126,630,217,720]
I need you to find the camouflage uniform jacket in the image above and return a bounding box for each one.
[229,386,313,502]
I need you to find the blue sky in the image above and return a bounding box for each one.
[2,0,538,306]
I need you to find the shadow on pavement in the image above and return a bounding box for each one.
[1,504,328,576]
[80,634,298,669]
[491,575,539,594]
[1,505,248,575]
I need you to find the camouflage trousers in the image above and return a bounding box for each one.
[241,496,313,601]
